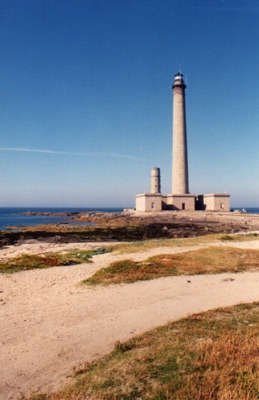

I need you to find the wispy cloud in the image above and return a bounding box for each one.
[0,147,146,161]
[0,147,65,155]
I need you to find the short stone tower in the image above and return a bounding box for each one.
[151,167,161,194]
[172,72,189,194]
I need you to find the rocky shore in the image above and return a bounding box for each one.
[1,210,258,248]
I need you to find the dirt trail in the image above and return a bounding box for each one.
[0,239,259,399]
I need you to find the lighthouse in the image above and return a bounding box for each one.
[172,72,189,194]
[135,71,230,212]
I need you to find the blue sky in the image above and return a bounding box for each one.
[0,0,258,207]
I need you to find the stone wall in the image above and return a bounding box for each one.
[197,194,230,212]
[135,194,162,212]
[162,194,196,211]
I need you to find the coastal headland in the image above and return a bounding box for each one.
[0,210,259,399]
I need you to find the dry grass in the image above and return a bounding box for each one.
[150,246,259,275]
[0,248,111,273]
[29,302,259,400]
[83,246,259,285]
[112,233,259,254]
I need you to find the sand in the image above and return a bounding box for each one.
[1,238,259,399]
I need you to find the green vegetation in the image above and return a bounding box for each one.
[83,246,259,285]
[0,247,111,273]
[29,302,259,400]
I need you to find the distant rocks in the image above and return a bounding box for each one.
[0,238,12,247]
[20,211,80,217]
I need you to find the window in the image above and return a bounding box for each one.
[182,203,185,210]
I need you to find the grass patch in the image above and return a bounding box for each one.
[29,302,259,400]
[112,233,259,254]
[0,247,111,273]
[83,246,259,285]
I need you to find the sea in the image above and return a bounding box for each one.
[0,207,258,231]
[234,207,259,214]
[0,207,124,231]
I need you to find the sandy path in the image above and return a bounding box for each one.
[0,240,259,399]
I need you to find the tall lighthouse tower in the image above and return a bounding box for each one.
[135,71,230,212]
[172,72,189,194]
